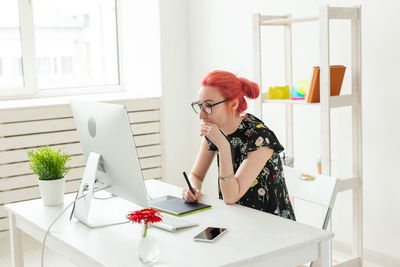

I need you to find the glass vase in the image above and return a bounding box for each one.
[137,223,160,264]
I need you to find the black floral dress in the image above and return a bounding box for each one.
[206,113,296,221]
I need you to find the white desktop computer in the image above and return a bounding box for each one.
[70,100,201,231]
[70,100,151,227]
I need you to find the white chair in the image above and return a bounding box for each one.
[283,166,340,231]
[284,166,340,267]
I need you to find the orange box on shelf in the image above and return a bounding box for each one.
[307,65,346,103]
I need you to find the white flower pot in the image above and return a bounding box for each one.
[38,178,65,206]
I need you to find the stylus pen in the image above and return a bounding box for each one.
[183,171,197,203]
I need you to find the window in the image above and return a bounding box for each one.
[12,57,23,76]
[61,56,73,75]
[0,0,121,98]
[37,57,52,75]
[0,1,23,89]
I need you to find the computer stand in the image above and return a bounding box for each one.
[73,152,129,228]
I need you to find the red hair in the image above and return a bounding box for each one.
[201,70,260,114]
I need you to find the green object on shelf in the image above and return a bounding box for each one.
[301,174,315,181]
[267,85,290,99]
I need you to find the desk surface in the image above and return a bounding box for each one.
[6,179,333,267]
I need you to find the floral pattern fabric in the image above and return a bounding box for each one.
[206,113,296,221]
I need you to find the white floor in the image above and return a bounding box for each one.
[0,232,389,267]
[0,233,75,267]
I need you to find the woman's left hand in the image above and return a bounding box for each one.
[200,122,228,149]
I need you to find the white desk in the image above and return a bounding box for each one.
[6,179,333,267]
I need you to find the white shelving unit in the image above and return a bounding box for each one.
[253,5,363,267]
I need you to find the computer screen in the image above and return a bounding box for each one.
[70,100,151,227]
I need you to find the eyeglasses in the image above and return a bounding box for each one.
[191,99,230,115]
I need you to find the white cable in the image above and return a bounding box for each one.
[40,195,83,267]
[93,193,117,200]
[40,185,114,267]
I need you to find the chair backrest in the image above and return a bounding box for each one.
[283,166,340,230]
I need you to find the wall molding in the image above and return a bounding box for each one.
[333,240,400,266]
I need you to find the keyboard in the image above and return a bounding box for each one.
[153,214,198,232]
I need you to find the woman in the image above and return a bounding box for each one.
[182,70,295,220]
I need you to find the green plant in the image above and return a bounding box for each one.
[27,146,71,181]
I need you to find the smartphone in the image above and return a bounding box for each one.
[193,227,227,242]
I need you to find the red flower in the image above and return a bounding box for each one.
[127,208,163,224]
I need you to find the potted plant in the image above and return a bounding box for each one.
[28,146,71,206]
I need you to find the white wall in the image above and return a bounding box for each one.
[358,0,400,259]
[159,0,198,190]
[160,0,400,260]
[120,0,161,97]
[187,1,264,198]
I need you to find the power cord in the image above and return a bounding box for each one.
[69,184,116,221]
[93,193,117,200]
[41,185,121,267]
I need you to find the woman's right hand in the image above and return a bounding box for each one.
[182,187,201,202]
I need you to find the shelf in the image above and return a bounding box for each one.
[329,7,359,20]
[262,94,360,108]
[258,7,359,26]
[329,94,360,108]
[254,6,363,265]
[262,99,317,105]
[260,16,318,26]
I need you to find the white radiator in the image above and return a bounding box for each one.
[0,97,163,232]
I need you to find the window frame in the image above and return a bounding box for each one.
[0,0,124,100]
